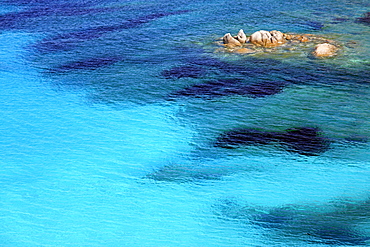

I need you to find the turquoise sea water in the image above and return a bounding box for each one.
[1,0,370,246]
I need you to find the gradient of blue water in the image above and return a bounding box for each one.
[1,0,370,246]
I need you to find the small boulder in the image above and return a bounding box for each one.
[223,33,242,47]
[285,34,310,42]
[312,43,338,57]
[298,35,310,42]
[249,30,286,47]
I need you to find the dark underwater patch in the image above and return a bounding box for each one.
[168,79,288,100]
[330,17,351,24]
[214,128,276,148]
[0,4,122,30]
[295,20,324,31]
[313,227,370,246]
[215,127,330,156]
[186,56,282,77]
[250,206,370,246]
[35,26,118,52]
[46,56,123,73]
[304,20,325,30]
[162,55,308,101]
[168,78,242,99]
[34,10,190,53]
[276,127,331,156]
[244,80,288,97]
[356,12,370,25]
[180,54,370,87]
[251,207,294,229]
[216,200,370,246]
[2,0,104,5]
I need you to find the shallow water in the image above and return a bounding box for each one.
[1,0,370,246]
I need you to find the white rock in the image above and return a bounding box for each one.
[249,30,286,47]
[312,43,338,57]
[236,29,247,44]
[222,33,242,47]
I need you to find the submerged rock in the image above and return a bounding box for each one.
[245,81,288,98]
[357,12,370,25]
[168,79,288,100]
[217,199,370,245]
[161,65,206,79]
[215,127,330,156]
[300,20,324,30]
[312,43,338,57]
[276,127,331,156]
[47,56,123,73]
[215,129,275,149]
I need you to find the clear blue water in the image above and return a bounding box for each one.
[1,0,370,246]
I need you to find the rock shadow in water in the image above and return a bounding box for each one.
[215,127,331,156]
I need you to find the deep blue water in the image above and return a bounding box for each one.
[1,0,370,246]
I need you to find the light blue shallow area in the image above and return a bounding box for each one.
[1,0,370,246]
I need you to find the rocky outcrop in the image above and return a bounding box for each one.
[218,29,343,58]
[222,30,313,48]
[219,29,340,58]
[312,43,338,57]
[249,30,286,47]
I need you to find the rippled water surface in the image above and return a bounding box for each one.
[1,0,370,246]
